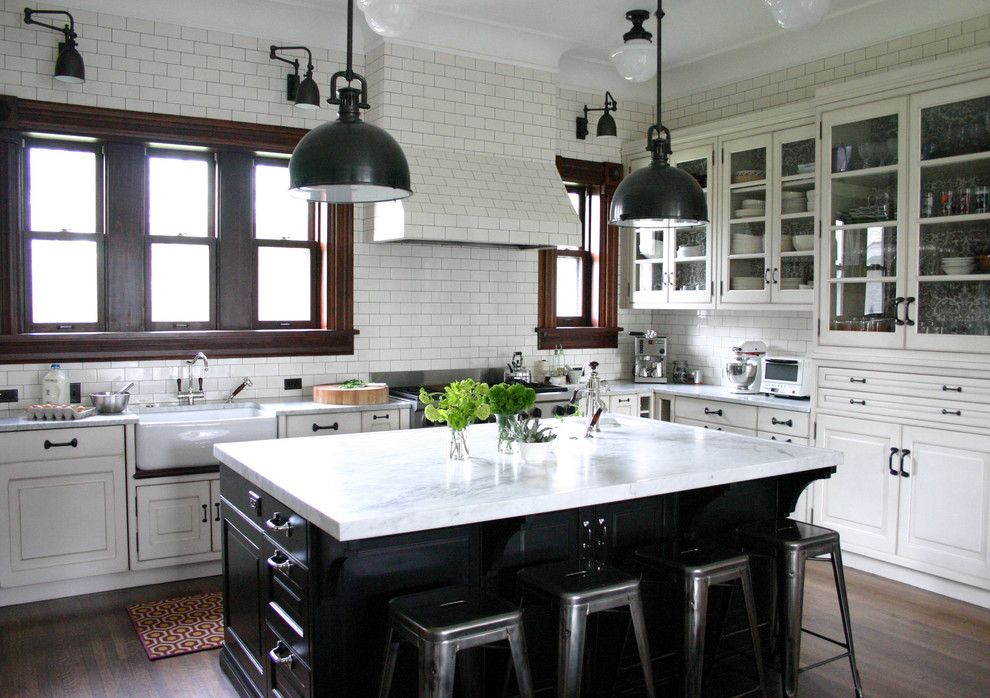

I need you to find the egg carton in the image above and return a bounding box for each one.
[26,404,97,420]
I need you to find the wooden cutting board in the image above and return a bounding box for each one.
[313,383,390,405]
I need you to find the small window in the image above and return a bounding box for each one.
[29,239,100,324]
[555,185,593,326]
[28,145,99,233]
[148,154,212,237]
[254,163,309,241]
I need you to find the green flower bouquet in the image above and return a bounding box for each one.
[485,383,537,454]
[419,379,491,460]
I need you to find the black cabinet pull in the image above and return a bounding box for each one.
[904,297,916,327]
[888,447,899,476]
[942,385,962,393]
[312,422,339,432]
[44,438,78,449]
[372,414,389,420]
[214,502,220,522]
[201,504,208,523]
[704,407,723,416]
[770,436,793,443]
[893,297,905,326]
[941,408,962,416]
[771,417,793,427]
[899,449,911,477]
[849,399,866,406]
[850,377,867,384]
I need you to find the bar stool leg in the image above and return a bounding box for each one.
[830,544,864,698]
[378,623,399,698]
[558,602,588,698]
[683,575,709,698]
[628,590,657,698]
[420,640,457,698]
[739,566,769,697]
[780,548,806,698]
[506,621,536,698]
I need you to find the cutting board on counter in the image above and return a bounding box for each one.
[313,383,390,405]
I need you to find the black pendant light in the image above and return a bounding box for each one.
[23,8,85,84]
[289,0,412,203]
[576,91,618,140]
[609,2,707,228]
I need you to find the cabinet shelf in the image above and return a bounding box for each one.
[729,181,767,191]
[780,250,814,258]
[780,212,815,220]
[635,258,664,264]
[918,212,990,225]
[918,151,990,168]
[728,252,767,260]
[672,255,707,263]
[830,164,899,180]
[781,173,816,184]
[828,276,897,283]
[730,215,767,223]
[829,220,898,230]
[918,273,990,282]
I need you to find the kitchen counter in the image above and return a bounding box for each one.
[263,397,414,416]
[0,412,139,432]
[215,415,838,541]
[604,380,813,413]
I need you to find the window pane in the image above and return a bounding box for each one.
[255,163,309,240]
[148,156,210,237]
[556,255,582,318]
[258,247,312,322]
[29,147,97,233]
[568,191,581,215]
[30,239,98,323]
[150,243,211,322]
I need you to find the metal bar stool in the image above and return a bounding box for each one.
[516,558,655,698]
[635,539,768,698]
[735,519,864,698]
[377,585,535,698]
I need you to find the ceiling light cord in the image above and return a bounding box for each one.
[346,0,355,82]
[648,2,670,165]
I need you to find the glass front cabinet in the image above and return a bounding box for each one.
[626,144,715,309]
[819,79,990,352]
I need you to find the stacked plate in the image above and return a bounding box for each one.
[732,233,764,254]
[781,190,807,214]
[734,198,766,218]
[780,277,802,290]
[676,245,704,258]
[731,276,764,290]
[942,256,976,275]
[797,163,815,174]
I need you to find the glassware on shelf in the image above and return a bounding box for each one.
[920,95,990,160]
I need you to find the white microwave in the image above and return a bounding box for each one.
[761,356,812,398]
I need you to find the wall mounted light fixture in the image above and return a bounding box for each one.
[269,45,320,110]
[23,7,85,83]
[576,92,618,140]
[610,9,655,83]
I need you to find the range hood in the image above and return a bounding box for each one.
[371,146,582,249]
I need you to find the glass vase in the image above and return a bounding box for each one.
[448,428,469,461]
[496,414,515,454]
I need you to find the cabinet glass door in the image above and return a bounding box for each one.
[772,125,816,304]
[669,146,714,305]
[820,98,907,348]
[908,81,990,351]
[721,134,772,303]
[633,228,666,302]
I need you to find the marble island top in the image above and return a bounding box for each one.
[214,416,840,542]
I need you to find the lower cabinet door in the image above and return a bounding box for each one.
[222,506,266,696]
[609,394,637,416]
[897,427,990,585]
[361,409,400,432]
[0,455,128,586]
[210,479,222,553]
[815,414,900,555]
[136,480,213,561]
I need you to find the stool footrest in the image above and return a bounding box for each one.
[799,651,851,674]
[802,626,851,650]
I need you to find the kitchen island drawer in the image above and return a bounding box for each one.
[757,408,810,438]
[0,425,124,465]
[285,412,362,438]
[757,430,809,445]
[221,468,309,565]
[361,409,400,432]
[676,417,756,436]
[265,617,311,697]
[674,397,758,430]
[818,389,990,430]
[818,367,990,404]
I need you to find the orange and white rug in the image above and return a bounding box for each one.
[127,591,224,660]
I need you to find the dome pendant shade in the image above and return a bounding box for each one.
[294,73,321,109]
[54,41,85,83]
[609,159,708,228]
[596,110,618,138]
[289,89,411,203]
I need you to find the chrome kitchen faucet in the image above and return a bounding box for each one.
[177,351,208,404]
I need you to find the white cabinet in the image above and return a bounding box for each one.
[608,394,637,416]
[0,427,128,587]
[285,411,363,438]
[136,480,212,562]
[361,408,400,432]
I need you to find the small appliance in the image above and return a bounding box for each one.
[725,341,767,394]
[631,330,667,383]
[761,356,813,398]
[504,351,532,383]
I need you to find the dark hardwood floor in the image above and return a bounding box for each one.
[1,566,987,697]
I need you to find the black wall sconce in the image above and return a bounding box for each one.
[576,92,618,140]
[23,7,85,83]
[269,45,320,110]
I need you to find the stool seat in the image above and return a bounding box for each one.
[388,586,520,642]
[517,558,638,603]
[737,519,839,550]
[636,540,749,578]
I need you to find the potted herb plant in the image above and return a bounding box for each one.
[511,417,558,464]
[485,383,537,454]
[419,379,491,460]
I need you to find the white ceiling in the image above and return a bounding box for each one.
[66,0,989,100]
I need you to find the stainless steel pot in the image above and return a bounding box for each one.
[90,392,131,414]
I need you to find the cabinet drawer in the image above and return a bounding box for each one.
[757,408,810,438]
[0,426,125,465]
[818,388,990,431]
[220,468,309,566]
[361,409,400,432]
[674,397,757,430]
[676,417,756,436]
[266,617,311,697]
[609,394,637,416]
[756,430,809,445]
[285,412,362,438]
[265,540,308,631]
[818,366,990,405]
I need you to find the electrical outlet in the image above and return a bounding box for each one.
[70,383,81,403]
[0,389,18,403]
[283,378,302,391]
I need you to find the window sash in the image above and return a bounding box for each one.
[146,148,216,239]
[145,236,217,331]
[255,239,320,328]
[23,231,106,332]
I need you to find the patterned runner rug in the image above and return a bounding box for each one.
[127,591,224,660]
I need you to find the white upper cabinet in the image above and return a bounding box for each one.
[770,124,818,306]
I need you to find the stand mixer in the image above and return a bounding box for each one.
[725,341,767,394]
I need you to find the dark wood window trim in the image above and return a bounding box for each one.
[0,95,356,362]
[536,156,624,350]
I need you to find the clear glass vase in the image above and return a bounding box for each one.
[495,414,515,454]
[448,428,470,461]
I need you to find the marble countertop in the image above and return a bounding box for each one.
[604,381,812,413]
[215,416,839,541]
[0,412,139,432]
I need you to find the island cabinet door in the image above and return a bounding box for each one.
[221,503,267,697]
[815,414,901,556]
[581,497,668,561]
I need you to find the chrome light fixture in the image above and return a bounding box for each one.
[576,92,618,140]
[609,1,708,229]
[23,7,85,83]
[288,0,412,203]
[764,0,831,30]
[269,45,321,110]
[609,10,656,83]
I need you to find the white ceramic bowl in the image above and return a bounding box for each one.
[781,190,805,199]
[513,440,555,464]
[677,245,704,258]
[734,208,766,218]
[792,235,814,251]
[740,198,766,208]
